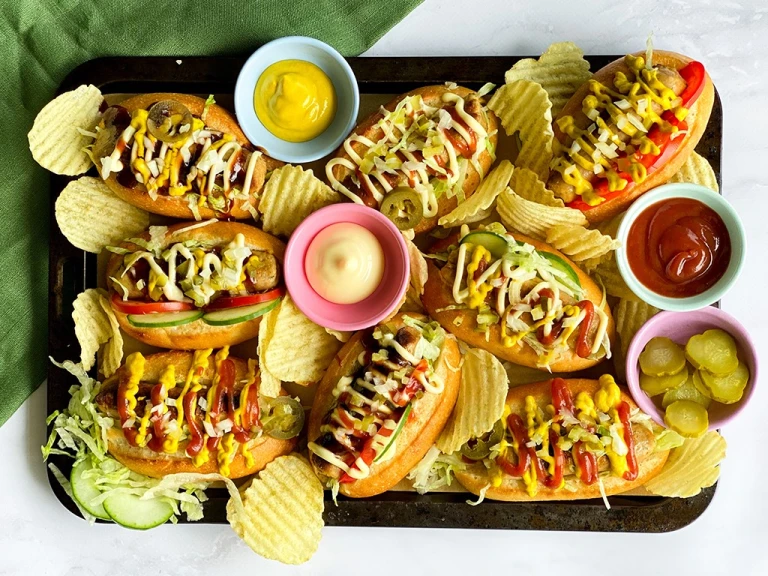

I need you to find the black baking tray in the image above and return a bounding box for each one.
[47,54,722,532]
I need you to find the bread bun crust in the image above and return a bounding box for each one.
[551,51,715,224]
[308,313,461,497]
[104,93,282,220]
[106,221,285,349]
[101,350,295,479]
[421,231,615,371]
[455,378,669,500]
[329,85,499,234]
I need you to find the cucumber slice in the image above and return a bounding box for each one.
[202,298,281,326]
[541,252,581,289]
[103,492,174,530]
[127,309,203,328]
[459,231,510,259]
[374,403,412,463]
[70,460,111,520]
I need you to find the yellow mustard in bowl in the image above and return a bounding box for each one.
[254,59,337,143]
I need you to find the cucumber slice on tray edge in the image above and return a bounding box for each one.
[70,460,111,520]
[102,492,174,530]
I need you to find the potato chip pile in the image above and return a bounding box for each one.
[72,289,123,377]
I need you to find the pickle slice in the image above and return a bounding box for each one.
[699,362,750,404]
[639,337,686,377]
[685,329,738,376]
[664,400,709,438]
[692,370,713,399]
[640,365,689,397]
[662,375,711,409]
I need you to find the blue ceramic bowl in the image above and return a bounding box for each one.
[234,36,359,163]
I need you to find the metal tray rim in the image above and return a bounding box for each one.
[46,53,722,533]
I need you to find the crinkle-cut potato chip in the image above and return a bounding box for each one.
[55,177,150,253]
[226,454,324,565]
[399,285,426,314]
[505,42,592,117]
[645,431,726,498]
[545,223,619,262]
[404,233,428,295]
[438,160,514,227]
[98,294,123,378]
[256,305,282,398]
[594,210,626,240]
[258,165,340,237]
[325,328,352,343]
[504,361,566,388]
[508,166,564,207]
[614,298,660,357]
[498,188,587,241]
[264,295,342,384]
[488,81,554,181]
[437,349,508,454]
[669,151,719,192]
[28,84,103,175]
[588,255,641,302]
[73,289,114,371]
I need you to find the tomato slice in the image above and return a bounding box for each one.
[110,293,195,315]
[206,287,285,310]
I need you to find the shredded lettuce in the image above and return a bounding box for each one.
[402,315,445,361]
[201,94,215,122]
[329,479,340,506]
[476,82,496,98]
[654,429,686,452]
[466,483,490,506]
[407,445,466,494]
[43,358,213,525]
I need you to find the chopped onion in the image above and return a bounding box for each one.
[569,140,582,155]
[203,421,216,437]
[586,108,600,121]
[627,112,648,133]
[614,99,631,111]
[122,418,135,429]
[595,141,618,159]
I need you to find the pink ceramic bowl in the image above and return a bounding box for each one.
[625,307,758,430]
[284,204,409,331]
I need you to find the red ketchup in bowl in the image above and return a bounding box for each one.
[626,197,731,298]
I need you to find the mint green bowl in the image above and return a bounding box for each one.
[615,183,746,311]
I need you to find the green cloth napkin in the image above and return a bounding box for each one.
[0,0,422,426]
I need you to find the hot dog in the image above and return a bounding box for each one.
[92,93,282,220]
[454,376,669,501]
[546,50,715,223]
[325,85,499,233]
[93,349,302,479]
[307,313,461,498]
[422,224,614,372]
[106,221,285,349]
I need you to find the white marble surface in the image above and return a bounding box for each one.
[2,0,768,573]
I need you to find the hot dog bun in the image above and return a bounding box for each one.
[328,85,498,234]
[454,378,669,501]
[550,51,715,224]
[106,221,285,349]
[104,93,282,220]
[96,351,296,479]
[422,232,615,372]
[308,313,461,497]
